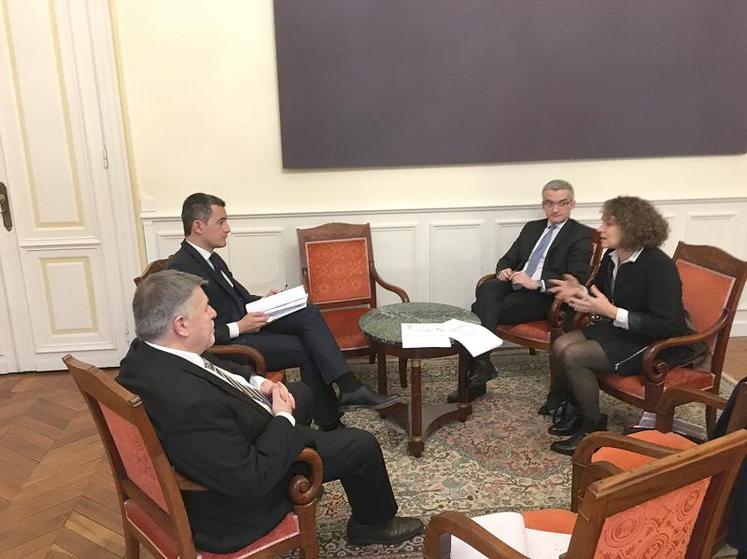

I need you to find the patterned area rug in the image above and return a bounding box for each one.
[285,349,731,558]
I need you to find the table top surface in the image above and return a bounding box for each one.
[359,302,479,346]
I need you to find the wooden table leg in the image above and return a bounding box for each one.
[408,358,424,457]
[377,350,388,395]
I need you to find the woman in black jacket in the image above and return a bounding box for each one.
[547,196,696,455]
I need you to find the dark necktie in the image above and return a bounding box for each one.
[202,358,271,408]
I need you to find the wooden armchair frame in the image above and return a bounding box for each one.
[297,222,411,389]
[64,354,322,559]
[134,257,285,382]
[424,429,747,559]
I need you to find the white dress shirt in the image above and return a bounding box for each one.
[521,219,567,292]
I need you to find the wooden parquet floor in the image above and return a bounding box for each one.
[1,338,746,558]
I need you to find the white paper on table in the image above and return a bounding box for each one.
[450,511,570,559]
[440,319,503,357]
[400,323,452,348]
[245,285,308,322]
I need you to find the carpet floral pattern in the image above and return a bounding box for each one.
[283,350,729,558]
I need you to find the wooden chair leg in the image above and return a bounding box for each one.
[368,349,376,364]
[124,528,140,559]
[706,405,717,434]
[398,358,408,388]
[529,348,537,356]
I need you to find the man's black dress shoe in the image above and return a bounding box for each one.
[346,516,424,546]
[445,357,496,403]
[446,379,487,404]
[547,413,582,436]
[319,420,346,432]
[338,385,400,411]
[472,356,498,381]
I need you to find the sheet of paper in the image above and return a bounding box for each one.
[441,319,503,357]
[451,511,528,558]
[245,285,308,321]
[525,528,571,559]
[400,323,452,348]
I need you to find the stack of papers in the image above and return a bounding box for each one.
[245,285,308,322]
[451,511,570,559]
[401,319,502,356]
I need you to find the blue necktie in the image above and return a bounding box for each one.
[514,224,557,290]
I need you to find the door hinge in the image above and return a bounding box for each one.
[102,145,109,169]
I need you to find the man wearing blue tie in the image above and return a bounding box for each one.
[448,180,592,402]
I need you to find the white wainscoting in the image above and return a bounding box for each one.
[141,197,747,336]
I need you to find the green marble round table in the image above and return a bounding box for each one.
[359,302,480,457]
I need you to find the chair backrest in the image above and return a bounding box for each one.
[587,229,604,284]
[569,429,747,558]
[63,355,198,557]
[134,256,172,286]
[297,222,377,308]
[672,242,747,374]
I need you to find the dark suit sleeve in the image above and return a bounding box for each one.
[165,397,315,500]
[627,258,686,340]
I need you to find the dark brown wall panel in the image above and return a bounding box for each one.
[274,1,747,169]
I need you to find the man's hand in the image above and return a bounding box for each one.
[237,312,269,334]
[548,274,584,302]
[497,268,513,281]
[271,382,295,415]
[568,285,617,319]
[509,271,540,290]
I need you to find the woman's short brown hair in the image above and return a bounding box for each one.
[602,196,669,250]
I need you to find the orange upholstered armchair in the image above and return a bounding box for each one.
[593,242,747,432]
[64,355,322,559]
[475,229,603,391]
[297,222,410,390]
[134,257,286,384]
[423,429,747,559]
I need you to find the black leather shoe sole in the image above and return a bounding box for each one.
[338,394,400,412]
[548,414,583,436]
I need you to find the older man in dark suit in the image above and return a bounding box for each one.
[168,193,397,431]
[449,179,592,403]
[117,270,422,553]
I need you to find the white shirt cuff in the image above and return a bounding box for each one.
[249,375,267,391]
[614,308,629,329]
[274,411,295,426]
[227,322,239,339]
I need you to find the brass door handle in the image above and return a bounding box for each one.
[0,182,12,231]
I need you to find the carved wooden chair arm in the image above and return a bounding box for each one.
[640,310,729,383]
[174,471,207,492]
[206,344,267,373]
[372,265,410,302]
[577,461,623,497]
[573,431,678,467]
[654,387,727,432]
[475,273,494,295]
[288,448,323,506]
[423,511,528,559]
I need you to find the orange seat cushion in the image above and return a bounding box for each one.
[522,508,577,534]
[124,499,300,558]
[597,368,714,399]
[592,430,697,470]
[322,308,370,351]
[496,321,551,345]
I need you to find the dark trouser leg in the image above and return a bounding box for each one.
[472,278,553,332]
[471,278,515,332]
[310,427,398,525]
[235,329,340,428]
[288,382,313,427]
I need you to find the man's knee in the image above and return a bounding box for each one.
[345,428,384,466]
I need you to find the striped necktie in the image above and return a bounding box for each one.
[202,358,271,408]
[513,224,558,290]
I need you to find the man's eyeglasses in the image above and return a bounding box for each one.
[542,199,573,209]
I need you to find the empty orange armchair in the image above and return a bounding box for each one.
[594,242,747,432]
[297,222,410,390]
[64,354,322,559]
[424,429,747,559]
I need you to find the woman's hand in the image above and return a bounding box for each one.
[568,285,617,319]
[548,274,584,302]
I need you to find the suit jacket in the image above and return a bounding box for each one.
[496,218,592,285]
[117,339,315,552]
[169,241,261,344]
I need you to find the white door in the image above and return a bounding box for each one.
[0,0,139,372]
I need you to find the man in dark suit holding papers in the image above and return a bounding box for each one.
[169,192,398,430]
[449,180,592,402]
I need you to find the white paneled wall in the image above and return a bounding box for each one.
[142,197,747,335]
